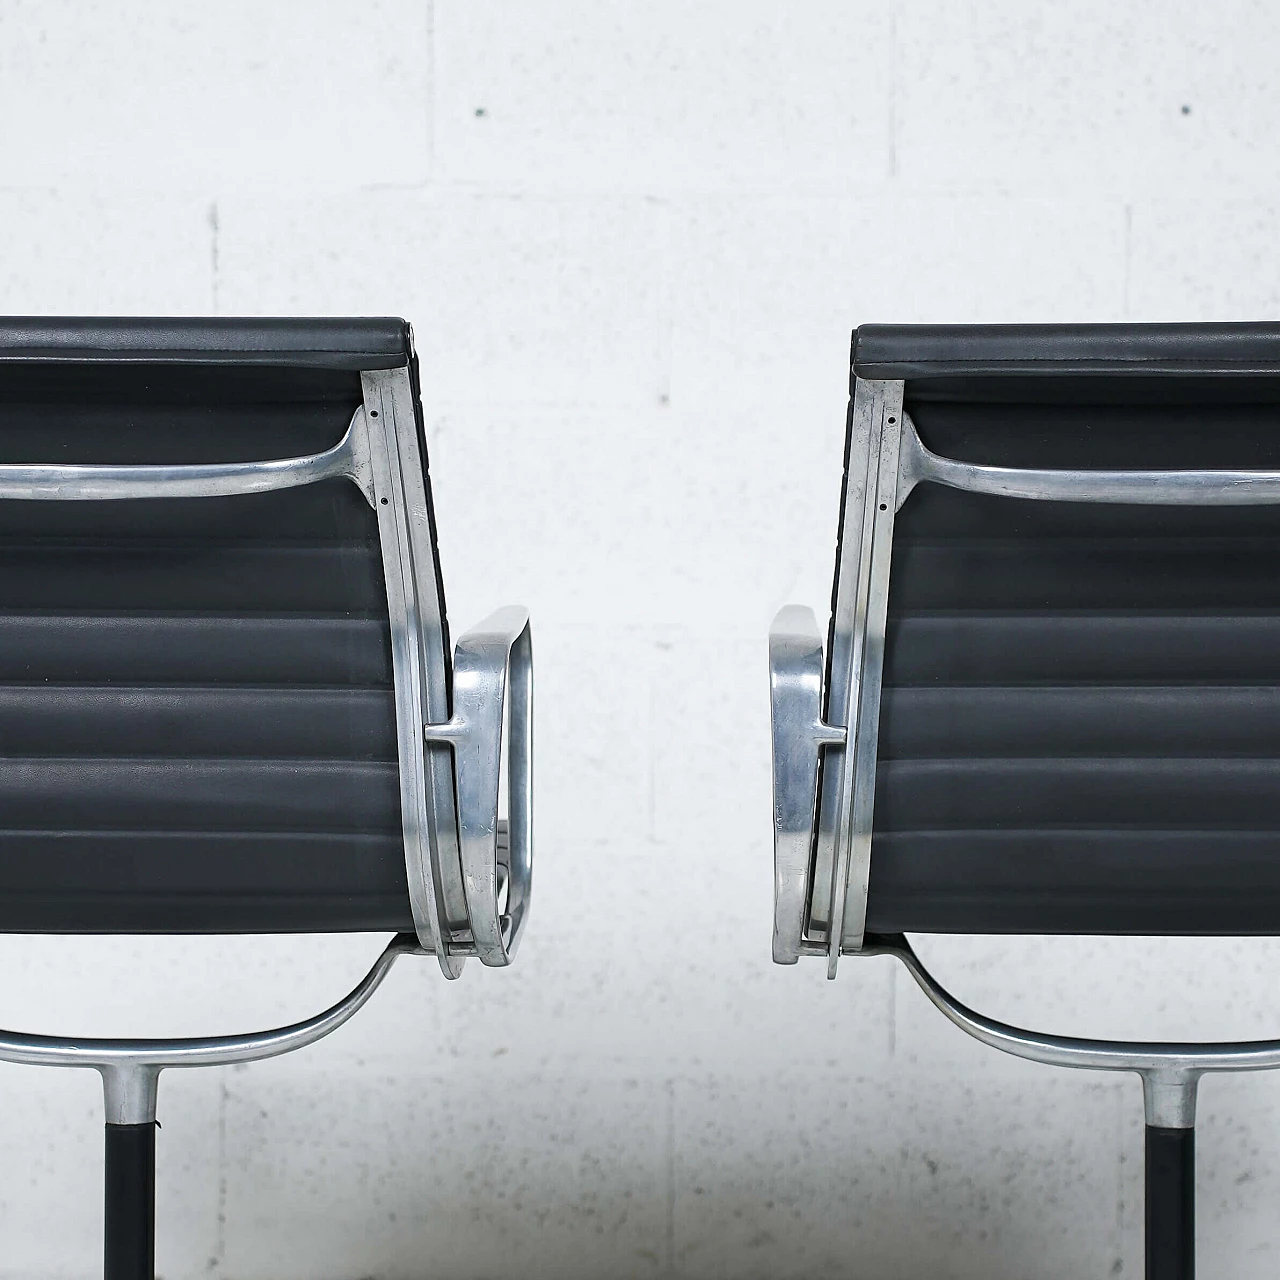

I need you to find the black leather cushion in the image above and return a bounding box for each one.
[858,347,1280,935]
[0,316,411,370]
[853,323,1280,381]
[0,350,421,934]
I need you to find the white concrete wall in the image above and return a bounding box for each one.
[0,1,1279,1275]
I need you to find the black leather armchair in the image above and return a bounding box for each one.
[771,322,1280,1280]
[0,318,532,1279]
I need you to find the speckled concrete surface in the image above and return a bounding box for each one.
[0,2,1279,1276]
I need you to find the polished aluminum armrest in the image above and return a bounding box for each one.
[424,606,533,967]
[769,606,844,965]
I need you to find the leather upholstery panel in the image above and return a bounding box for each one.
[0,356,418,933]
[862,374,1280,934]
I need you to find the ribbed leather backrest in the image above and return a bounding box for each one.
[0,360,417,934]
[864,377,1280,935]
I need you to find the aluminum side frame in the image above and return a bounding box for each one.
[775,375,1280,976]
[361,369,534,975]
[809,377,903,971]
[361,368,467,977]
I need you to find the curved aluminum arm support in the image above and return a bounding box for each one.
[0,933,420,1123]
[898,411,1280,509]
[423,606,533,967]
[866,933,1280,1127]
[770,606,845,964]
[0,407,375,504]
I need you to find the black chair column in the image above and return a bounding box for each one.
[104,1123,155,1280]
[1147,1125,1194,1280]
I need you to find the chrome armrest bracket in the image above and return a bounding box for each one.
[769,606,845,965]
[0,933,422,1125]
[363,370,534,973]
[424,606,533,967]
[865,933,1280,1128]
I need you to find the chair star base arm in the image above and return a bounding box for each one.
[862,932,1280,1127]
[0,932,421,1124]
[424,606,533,968]
[865,933,1224,1278]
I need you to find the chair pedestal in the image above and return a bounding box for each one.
[850,936,1280,1280]
[0,935,417,1280]
[1146,1125,1195,1280]
[104,1123,155,1280]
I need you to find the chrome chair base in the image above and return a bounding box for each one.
[0,933,419,1280]
[863,934,1264,1280]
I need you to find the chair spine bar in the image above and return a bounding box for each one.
[360,369,463,977]
[819,377,904,972]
